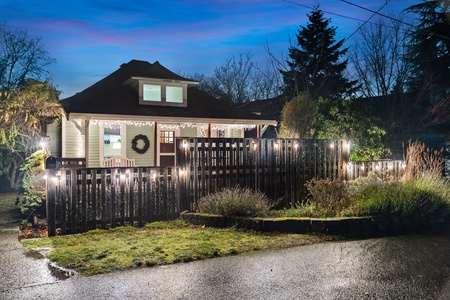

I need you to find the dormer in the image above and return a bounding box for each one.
[133,77,196,107]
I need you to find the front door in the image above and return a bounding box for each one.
[159,130,175,167]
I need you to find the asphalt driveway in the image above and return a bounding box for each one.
[1,193,450,299]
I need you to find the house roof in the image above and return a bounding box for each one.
[60,59,276,124]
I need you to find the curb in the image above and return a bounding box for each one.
[180,212,446,238]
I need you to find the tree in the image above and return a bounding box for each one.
[312,97,389,161]
[280,6,357,101]
[0,25,59,190]
[278,93,317,138]
[189,53,281,105]
[0,25,55,93]
[0,79,61,190]
[406,0,450,131]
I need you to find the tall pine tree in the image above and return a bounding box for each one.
[281,6,357,101]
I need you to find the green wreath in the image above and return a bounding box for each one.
[131,134,150,154]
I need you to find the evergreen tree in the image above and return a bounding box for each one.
[281,6,357,101]
[406,0,450,131]
[407,0,450,98]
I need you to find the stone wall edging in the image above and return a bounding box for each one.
[179,212,441,238]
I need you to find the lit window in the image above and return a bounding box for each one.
[166,86,183,103]
[160,131,174,144]
[143,84,161,102]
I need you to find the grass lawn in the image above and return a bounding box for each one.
[22,220,334,276]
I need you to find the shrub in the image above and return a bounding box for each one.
[304,177,350,217]
[196,187,270,217]
[404,140,445,180]
[19,150,47,224]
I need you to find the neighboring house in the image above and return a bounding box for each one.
[48,59,277,167]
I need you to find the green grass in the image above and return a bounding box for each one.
[22,219,330,276]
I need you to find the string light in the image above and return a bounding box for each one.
[90,120,155,129]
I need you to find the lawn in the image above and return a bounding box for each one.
[22,220,333,276]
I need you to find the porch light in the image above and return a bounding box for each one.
[151,173,157,180]
[274,142,279,149]
[375,164,380,170]
[361,165,365,170]
[329,142,334,149]
[253,143,257,149]
[182,140,188,149]
[179,169,185,176]
[294,143,299,149]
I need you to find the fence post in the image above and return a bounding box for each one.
[46,169,56,237]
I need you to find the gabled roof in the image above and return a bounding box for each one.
[60,60,276,123]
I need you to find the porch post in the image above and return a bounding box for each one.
[84,119,90,167]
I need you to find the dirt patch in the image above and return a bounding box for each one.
[18,223,48,241]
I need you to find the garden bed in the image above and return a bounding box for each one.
[180,211,447,238]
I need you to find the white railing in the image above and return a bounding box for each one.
[101,156,136,167]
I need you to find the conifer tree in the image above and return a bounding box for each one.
[281,6,357,101]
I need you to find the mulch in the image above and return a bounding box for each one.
[18,223,49,241]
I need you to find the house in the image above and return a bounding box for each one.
[48,59,277,167]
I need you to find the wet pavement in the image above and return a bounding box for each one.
[1,193,450,299]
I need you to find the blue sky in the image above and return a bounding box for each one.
[0,0,419,98]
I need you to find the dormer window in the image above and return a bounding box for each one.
[139,80,188,107]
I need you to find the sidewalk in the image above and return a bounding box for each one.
[0,194,58,294]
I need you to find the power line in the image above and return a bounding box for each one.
[281,0,369,23]
[344,1,389,42]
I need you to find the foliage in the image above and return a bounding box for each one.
[312,97,389,160]
[22,221,324,276]
[303,177,351,217]
[403,140,445,180]
[278,93,317,138]
[18,150,46,223]
[406,1,450,131]
[0,79,61,189]
[280,6,357,101]
[196,186,271,217]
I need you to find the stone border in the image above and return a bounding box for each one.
[180,212,443,238]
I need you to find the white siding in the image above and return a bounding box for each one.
[47,121,61,157]
[63,118,84,158]
[88,124,100,167]
[229,128,243,138]
[126,124,155,166]
[180,127,197,137]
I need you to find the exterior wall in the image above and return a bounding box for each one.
[180,127,197,137]
[229,128,243,138]
[88,124,101,167]
[47,121,62,157]
[63,118,84,158]
[126,124,155,166]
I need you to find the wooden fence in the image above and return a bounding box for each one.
[46,166,188,236]
[176,138,350,209]
[46,138,406,236]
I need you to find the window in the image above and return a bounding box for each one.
[143,84,161,102]
[160,131,174,144]
[139,81,187,107]
[104,127,122,158]
[166,86,183,103]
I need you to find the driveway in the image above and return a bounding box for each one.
[1,194,450,299]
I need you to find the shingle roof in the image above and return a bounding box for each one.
[60,60,275,122]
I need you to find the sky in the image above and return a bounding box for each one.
[0,0,420,98]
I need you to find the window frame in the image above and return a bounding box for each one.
[139,80,188,107]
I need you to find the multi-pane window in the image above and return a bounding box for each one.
[160,131,174,144]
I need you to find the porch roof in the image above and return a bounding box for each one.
[60,59,277,126]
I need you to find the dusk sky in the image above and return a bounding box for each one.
[1,0,419,98]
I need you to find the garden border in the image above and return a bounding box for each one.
[180,212,445,238]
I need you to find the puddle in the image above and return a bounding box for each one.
[25,247,77,281]
[48,262,77,280]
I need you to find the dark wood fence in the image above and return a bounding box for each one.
[176,138,350,209]
[46,166,188,236]
[46,138,406,236]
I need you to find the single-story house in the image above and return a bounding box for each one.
[48,59,277,167]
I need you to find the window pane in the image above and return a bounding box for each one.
[166,86,183,103]
[143,84,161,101]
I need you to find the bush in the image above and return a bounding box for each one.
[19,150,46,224]
[404,140,445,180]
[304,177,350,217]
[196,187,270,217]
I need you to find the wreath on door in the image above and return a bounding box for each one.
[131,134,150,154]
